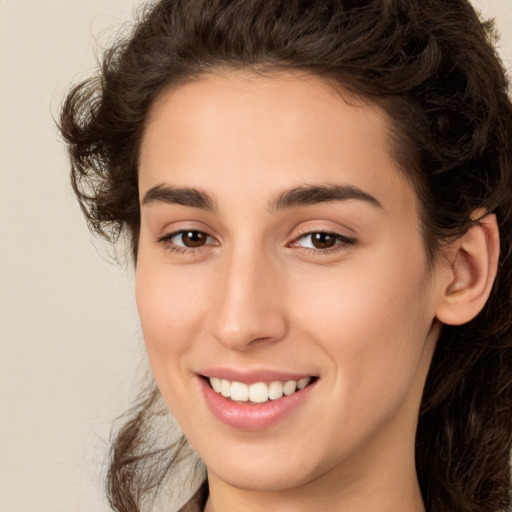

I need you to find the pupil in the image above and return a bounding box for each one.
[312,233,336,249]
[183,231,206,247]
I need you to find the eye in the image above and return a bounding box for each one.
[291,231,356,251]
[159,230,218,250]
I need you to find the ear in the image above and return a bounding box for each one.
[435,210,500,326]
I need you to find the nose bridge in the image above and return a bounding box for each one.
[210,240,287,350]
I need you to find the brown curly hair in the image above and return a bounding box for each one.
[60,1,512,511]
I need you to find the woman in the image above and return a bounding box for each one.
[60,0,512,511]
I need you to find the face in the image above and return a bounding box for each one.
[136,72,443,495]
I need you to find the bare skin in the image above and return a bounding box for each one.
[136,71,499,512]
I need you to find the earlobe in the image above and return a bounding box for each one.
[435,211,500,326]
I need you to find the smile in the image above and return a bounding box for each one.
[199,372,318,430]
[208,377,312,403]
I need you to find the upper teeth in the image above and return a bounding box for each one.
[209,377,311,403]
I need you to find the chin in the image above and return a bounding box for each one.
[198,436,338,494]
[208,463,318,493]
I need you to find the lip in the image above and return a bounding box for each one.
[198,372,317,431]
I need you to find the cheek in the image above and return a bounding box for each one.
[290,248,434,415]
[135,260,206,386]
[135,265,214,434]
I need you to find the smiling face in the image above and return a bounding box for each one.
[136,71,444,507]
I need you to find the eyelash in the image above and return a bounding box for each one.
[289,230,357,254]
[157,229,357,256]
[157,230,218,255]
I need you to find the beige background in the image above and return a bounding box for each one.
[0,1,510,511]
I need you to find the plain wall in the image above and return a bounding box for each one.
[0,1,511,511]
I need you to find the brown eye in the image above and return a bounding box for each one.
[292,231,356,252]
[164,230,217,249]
[180,231,208,247]
[310,232,337,249]
[177,231,208,247]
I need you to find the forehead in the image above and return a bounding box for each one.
[139,70,415,214]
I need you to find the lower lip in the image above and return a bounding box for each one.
[199,377,316,431]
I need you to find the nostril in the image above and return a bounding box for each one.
[252,336,273,343]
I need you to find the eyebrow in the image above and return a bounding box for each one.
[141,183,382,211]
[142,184,216,210]
[269,184,383,212]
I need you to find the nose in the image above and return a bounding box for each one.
[209,250,288,351]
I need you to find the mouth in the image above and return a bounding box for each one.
[201,375,318,404]
[198,372,318,430]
